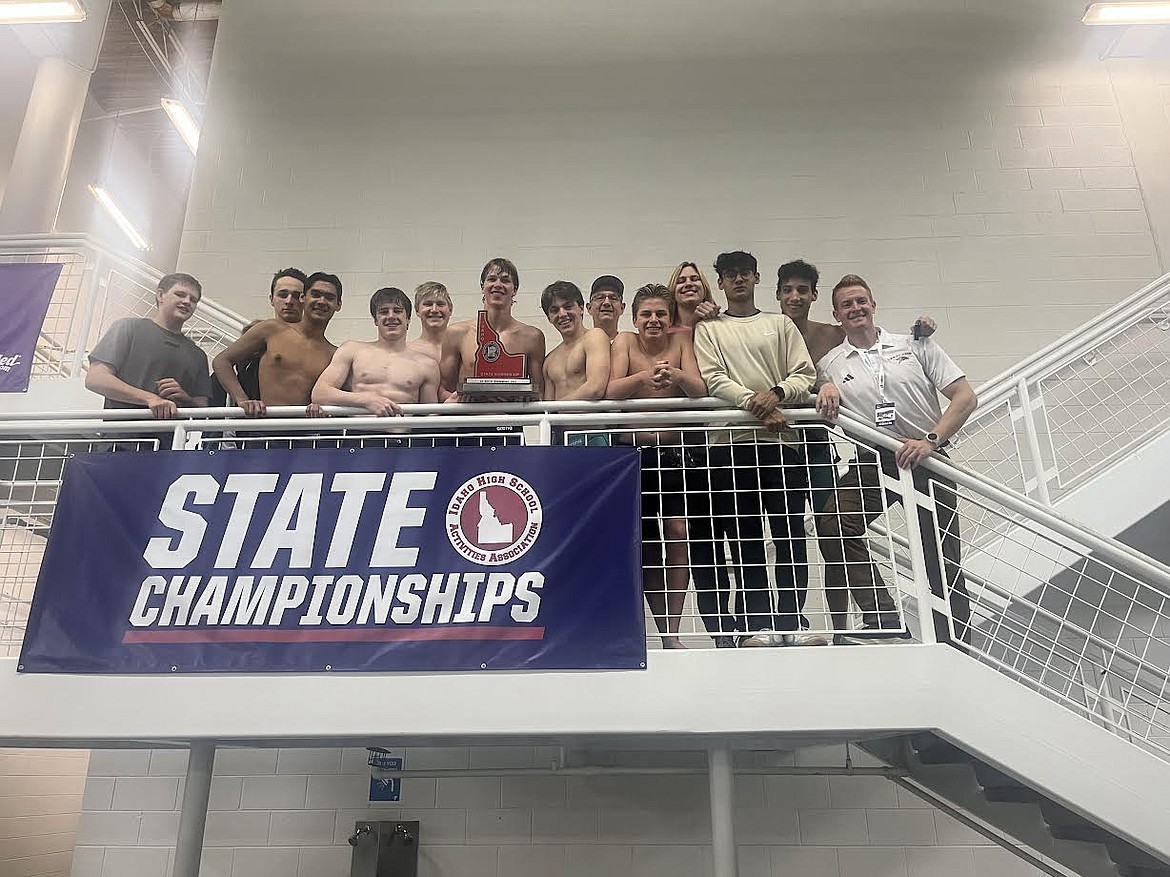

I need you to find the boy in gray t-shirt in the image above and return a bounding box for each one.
[86,273,212,418]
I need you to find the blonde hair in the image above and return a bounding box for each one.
[666,261,715,307]
[413,281,452,311]
[831,274,872,308]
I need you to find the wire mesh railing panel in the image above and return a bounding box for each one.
[958,290,1170,506]
[935,482,1170,759]
[562,423,918,649]
[951,398,1030,497]
[0,436,160,657]
[1037,311,1170,496]
[0,249,89,378]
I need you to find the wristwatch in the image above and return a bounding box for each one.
[770,385,785,403]
[925,432,940,448]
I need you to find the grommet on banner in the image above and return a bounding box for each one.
[324,664,332,671]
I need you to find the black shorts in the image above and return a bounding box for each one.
[640,445,688,520]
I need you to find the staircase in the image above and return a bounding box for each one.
[863,733,1170,877]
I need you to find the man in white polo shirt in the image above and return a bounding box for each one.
[815,274,977,645]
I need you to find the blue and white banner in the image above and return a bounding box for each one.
[0,262,62,392]
[19,447,645,673]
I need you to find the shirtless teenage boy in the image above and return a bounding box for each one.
[312,287,439,416]
[224,267,307,405]
[542,280,610,402]
[607,284,707,649]
[212,271,343,416]
[407,281,453,363]
[439,257,546,399]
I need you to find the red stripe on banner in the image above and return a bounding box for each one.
[122,627,547,644]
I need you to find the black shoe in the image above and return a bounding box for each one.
[713,635,737,649]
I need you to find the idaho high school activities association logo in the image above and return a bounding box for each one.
[446,472,544,565]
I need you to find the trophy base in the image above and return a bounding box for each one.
[458,378,538,402]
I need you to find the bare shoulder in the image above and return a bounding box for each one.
[612,331,636,350]
[446,320,475,341]
[583,327,610,346]
[517,321,546,344]
[248,318,286,338]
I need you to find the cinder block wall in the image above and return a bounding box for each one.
[173,3,1170,386]
[0,748,88,877]
[70,744,1050,877]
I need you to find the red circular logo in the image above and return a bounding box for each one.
[446,472,543,565]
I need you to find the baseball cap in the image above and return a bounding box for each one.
[590,275,624,299]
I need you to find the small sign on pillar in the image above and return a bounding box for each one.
[367,748,403,803]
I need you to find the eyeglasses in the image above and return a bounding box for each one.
[720,269,756,281]
[590,293,622,303]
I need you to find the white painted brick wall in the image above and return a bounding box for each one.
[70,745,1057,877]
[172,3,1170,387]
[0,749,88,877]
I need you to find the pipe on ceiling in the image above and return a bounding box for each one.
[148,1,222,21]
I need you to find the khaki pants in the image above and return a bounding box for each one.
[816,449,972,644]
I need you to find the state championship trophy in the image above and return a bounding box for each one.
[458,310,538,401]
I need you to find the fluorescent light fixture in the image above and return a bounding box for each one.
[160,97,200,155]
[87,185,152,252]
[1083,2,1170,23]
[0,0,86,23]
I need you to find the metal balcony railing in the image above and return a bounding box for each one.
[1,402,1167,764]
[956,270,1170,505]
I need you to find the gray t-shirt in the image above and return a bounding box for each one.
[89,317,213,409]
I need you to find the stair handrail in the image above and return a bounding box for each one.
[828,409,1170,595]
[971,269,1170,411]
[0,233,250,334]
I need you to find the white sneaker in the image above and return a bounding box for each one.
[790,632,830,647]
[739,631,790,648]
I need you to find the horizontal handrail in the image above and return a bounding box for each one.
[973,270,1170,408]
[4,399,1168,601]
[0,396,733,422]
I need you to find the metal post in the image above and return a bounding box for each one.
[708,744,738,877]
[0,57,91,234]
[1015,378,1053,507]
[70,251,103,378]
[897,466,939,645]
[173,742,215,877]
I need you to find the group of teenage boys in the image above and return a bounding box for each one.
[86,252,975,648]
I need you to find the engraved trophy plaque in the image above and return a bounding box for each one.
[458,310,537,400]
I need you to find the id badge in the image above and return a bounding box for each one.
[875,401,896,427]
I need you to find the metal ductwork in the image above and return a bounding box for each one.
[148,0,221,21]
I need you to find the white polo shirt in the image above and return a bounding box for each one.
[816,327,965,441]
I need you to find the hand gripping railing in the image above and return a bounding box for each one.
[955,270,1170,505]
[1,401,1168,760]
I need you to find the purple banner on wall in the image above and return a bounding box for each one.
[0,262,62,392]
[19,447,647,674]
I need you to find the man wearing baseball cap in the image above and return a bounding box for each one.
[587,275,625,342]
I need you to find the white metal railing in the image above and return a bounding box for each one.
[0,234,247,380]
[956,270,1170,504]
[1,401,1168,761]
